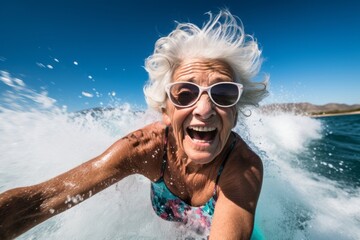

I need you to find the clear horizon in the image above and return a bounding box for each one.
[1,0,359,112]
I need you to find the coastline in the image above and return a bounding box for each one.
[309,110,360,118]
[260,103,360,118]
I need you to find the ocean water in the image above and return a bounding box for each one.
[1,74,359,239]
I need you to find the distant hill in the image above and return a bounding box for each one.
[260,103,360,116]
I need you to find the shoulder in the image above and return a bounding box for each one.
[124,121,166,140]
[98,121,167,179]
[217,133,263,211]
[113,121,166,150]
[230,132,263,178]
[211,133,263,237]
[118,120,166,158]
[125,121,167,178]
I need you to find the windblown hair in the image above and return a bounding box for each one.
[143,10,268,112]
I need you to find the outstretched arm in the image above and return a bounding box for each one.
[0,122,165,239]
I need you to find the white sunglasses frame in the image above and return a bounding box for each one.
[165,81,243,108]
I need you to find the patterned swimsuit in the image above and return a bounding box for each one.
[150,127,235,235]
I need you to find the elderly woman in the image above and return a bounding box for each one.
[0,10,268,239]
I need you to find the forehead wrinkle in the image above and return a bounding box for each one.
[173,60,234,83]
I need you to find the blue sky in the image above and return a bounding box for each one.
[1,0,359,111]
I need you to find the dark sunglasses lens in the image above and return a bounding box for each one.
[170,83,199,106]
[211,84,239,106]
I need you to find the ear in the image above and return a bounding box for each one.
[161,108,171,126]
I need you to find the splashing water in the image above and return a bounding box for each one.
[238,111,360,240]
[1,71,359,239]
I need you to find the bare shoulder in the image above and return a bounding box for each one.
[220,132,263,177]
[105,121,165,153]
[232,133,263,177]
[211,134,263,238]
[106,121,167,179]
[110,121,164,145]
[217,133,263,212]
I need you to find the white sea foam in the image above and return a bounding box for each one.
[239,110,360,240]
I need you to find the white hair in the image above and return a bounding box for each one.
[143,10,268,112]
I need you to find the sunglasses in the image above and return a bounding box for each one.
[165,81,243,108]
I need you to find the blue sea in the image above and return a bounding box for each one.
[0,77,359,239]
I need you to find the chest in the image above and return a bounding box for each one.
[162,168,218,207]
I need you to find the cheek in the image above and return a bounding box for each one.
[162,102,176,126]
[171,111,190,137]
[219,109,237,141]
[166,102,189,127]
[164,103,190,143]
[222,108,237,126]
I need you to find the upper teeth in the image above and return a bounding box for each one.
[188,126,216,132]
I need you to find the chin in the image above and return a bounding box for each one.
[183,135,221,165]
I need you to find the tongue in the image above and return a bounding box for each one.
[188,129,216,141]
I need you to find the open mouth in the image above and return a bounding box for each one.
[187,126,217,142]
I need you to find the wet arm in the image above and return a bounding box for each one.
[0,122,165,239]
[0,145,132,239]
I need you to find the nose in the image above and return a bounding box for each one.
[193,93,215,120]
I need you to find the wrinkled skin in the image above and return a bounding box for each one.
[162,59,238,167]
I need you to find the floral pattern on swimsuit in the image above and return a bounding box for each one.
[150,178,215,235]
